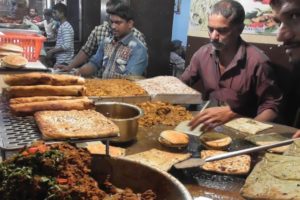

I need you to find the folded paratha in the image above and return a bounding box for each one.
[241,153,300,199]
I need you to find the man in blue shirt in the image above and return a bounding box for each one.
[76,4,148,78]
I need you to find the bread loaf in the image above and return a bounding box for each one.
[4,73,85,86]
[7,85,86,98]
[10,98,93,115]
[10,96,88,104]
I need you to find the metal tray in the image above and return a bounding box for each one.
[151,93,202,104]
[0,98,118,152]
[90,95,150,104]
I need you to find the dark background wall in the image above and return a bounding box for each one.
[130,0,174,77]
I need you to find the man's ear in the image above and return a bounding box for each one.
[128,19,134,29]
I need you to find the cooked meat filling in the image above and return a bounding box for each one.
[137,101,192,127]
[0,143,156,200]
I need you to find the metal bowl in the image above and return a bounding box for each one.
[91,155,193,200]
[95,102,143,142]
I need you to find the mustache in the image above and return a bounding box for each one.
[210,40,224,48]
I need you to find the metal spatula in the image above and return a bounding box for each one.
[174,101,210,137]
[174,137,299,169]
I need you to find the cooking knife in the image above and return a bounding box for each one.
[174,137,300,169]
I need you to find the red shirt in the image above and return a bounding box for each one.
[181,39,282,118]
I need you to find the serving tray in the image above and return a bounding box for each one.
[0,98,118,159]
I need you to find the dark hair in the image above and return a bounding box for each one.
[43,8,52,17]
[53,3,67,17]
[270,0,283,7]
[106,0,129,10]
[210,0,245,26]
[29,7,38,12]
[170,40,182,51]
[107,3,134,21]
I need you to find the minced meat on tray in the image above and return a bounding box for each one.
[0,142,156,200]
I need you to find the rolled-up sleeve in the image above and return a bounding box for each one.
[89,42,105,70]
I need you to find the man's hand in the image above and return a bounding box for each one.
[293,130,300,138]
[189,106,237,131]
[54,64,72,71]
[46,50,54,59]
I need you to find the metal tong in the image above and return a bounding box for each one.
[174,137,300,169]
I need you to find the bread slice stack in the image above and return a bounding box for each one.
[4,72,93,115]
[0,43,29,69]
[0,43,24,58]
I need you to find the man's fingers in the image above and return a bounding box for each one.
[292,130,300,138]
[189,114,211,130]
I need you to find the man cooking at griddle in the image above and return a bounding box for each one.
[180,0,282,131]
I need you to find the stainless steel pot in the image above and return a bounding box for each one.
[95,102,143,142]
[91,155,193,200]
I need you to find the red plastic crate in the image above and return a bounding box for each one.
[0,32,46,62]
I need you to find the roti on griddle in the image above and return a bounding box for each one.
[246,132,293,153]
[225,117,273,135]
[86,142,126,157]
[125,148,191,171]
[200,150,251,175]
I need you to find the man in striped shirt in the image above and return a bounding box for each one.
[56,0,146,72]
[46,3,74,67]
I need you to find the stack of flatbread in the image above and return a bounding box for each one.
[0,43,24,58]
[4,72,93,115]
[0,44,28,69]
[241,152,300,199]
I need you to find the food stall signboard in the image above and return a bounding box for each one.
[189,0,278,36]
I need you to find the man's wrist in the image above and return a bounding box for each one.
[66,65,74,71]
[225,106,238,119]
[72,68,81,76]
